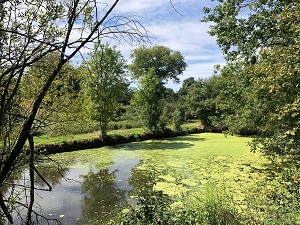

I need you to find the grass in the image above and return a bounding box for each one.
[33,128,144,145]
[33,121,200,146]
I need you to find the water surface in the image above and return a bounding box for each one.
[7,133,266,224]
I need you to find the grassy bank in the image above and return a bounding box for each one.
[33,121,201,146]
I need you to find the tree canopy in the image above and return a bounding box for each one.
[130,45,187,83]
[202,0,297,61]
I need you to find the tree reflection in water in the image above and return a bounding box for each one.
[81,168,128,224]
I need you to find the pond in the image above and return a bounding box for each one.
[6,133,267,224]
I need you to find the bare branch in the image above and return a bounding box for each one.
[170,0,183,16]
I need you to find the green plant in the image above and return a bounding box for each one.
[172,108,183,132]
[245,164,300,225]
[121,190,198,225]
[186,183,242,225]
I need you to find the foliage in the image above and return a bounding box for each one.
[203,1,300,157]
[130,45,187,83]
[21,52,85,135]
[213,62,259,135]
[130,46,186,133]
[202,3,300,224]
[187,183,242,225]
[245,164,300,224]
[121,185,242,225]
[84,44,129,139]
[132,69,165,133]
[202,0,296,61]
[179,76,223,131]
[172,108,183,132]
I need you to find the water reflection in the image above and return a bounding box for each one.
[75,154,139,224]
[81,168,127,224]
[6,150,141,224]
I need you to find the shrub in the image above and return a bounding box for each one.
[121,190,198,225]
[172,108,183,132]
[245,164,300,224]
[121,184,243,225]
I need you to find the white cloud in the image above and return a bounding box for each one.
[114,0,165,13]
[70,0,226,90]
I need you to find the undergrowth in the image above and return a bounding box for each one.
[121,183,243,225]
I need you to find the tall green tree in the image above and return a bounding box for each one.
[203,1,300,157]
[130,45,187,82]
[130,46,186,133]
[85,44,128,139]
[214,62,260,134]
[132,69,164,133]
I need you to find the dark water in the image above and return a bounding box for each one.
[7,150,143,225]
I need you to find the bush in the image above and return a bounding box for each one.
[108,120,143,130]
[191,184,242,225]
[245,164,300,224]
[172,108,183,132]
[121,190,198,225]
[121,184,243,225]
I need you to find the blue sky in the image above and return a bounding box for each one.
[75,0,225,91]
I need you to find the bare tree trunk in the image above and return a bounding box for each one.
[0,193,13,224]
[26,135,35,225]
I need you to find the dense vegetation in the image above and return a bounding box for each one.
[0,0,299,224]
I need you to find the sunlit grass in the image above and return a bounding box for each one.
[33,121,200,146]
[33,128,144,146]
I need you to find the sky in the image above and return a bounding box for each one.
[77,0,226,91]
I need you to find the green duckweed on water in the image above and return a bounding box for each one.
[45,133,268,204]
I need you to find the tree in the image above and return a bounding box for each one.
[132,69,164,133]
[182,77,222,130]
[202,3,300,221]
[203,0,300,156]
[0,0,148,223]
[130,45,186,82]
[202,0,296,61]
[21,52,85,136]
[84,44,128,139]
[130,46,186,133]
[214,62,260,134]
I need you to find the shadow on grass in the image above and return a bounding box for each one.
[117,137,206,151]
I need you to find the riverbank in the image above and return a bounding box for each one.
[35,127,205,155]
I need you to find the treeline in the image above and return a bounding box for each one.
[20,45,189,139]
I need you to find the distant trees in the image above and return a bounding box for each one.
[21,52,84,134]
[84,44,129,139]
[130,46,186,133]
[178,76,222,131]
